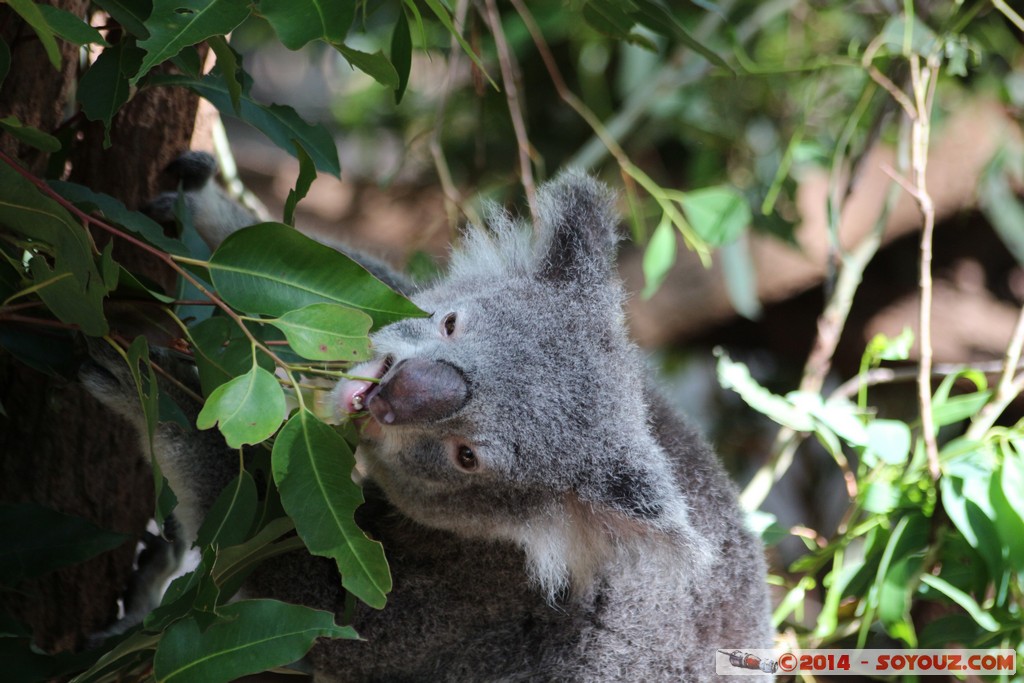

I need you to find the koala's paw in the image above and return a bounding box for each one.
[87,515,188,647]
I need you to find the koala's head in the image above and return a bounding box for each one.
[334,171,705,598]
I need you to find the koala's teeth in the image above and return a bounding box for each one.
[352,393,364,412]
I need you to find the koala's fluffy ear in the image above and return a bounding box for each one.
[534,171,619,284]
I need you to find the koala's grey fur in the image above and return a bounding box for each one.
[85,156,773,681]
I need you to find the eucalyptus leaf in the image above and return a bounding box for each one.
[269,303,372,362]
[152,73,341,177]
[920,574,1001,632]
[680,185,751,246]
[716,350,815,432]
[391,8,412,104]
[195,472,258,549]
[259,0,355,50]
[273,409,392,608]
[5,0,61,68]
[50,180,189,256]
[37,5,109,46]
[0,116,60,152]
[196,364,286,448]
[77,39,146,146]
[0,503,128,585]
[334,43,400,90]
[153,599,356,683]
[641,216,675,299]
[283,143,317,226]
[132,0,251,85]
[207,223,425,328]
[864,419,912,467]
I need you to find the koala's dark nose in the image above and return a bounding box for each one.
[366,359,469,425]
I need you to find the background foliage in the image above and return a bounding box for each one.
[0,0,1023,680]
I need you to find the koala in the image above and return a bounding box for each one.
[84,154,774,681]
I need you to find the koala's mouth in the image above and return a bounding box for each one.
[335,355,394,417]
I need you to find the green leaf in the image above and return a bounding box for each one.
[718,236,761,319]
[864,419,912,466]
[0,163,112,335]
[196,364,286,448]
[864,327,914,363]
[195,472,258,549]
[932,391,992,427]
[391,7,412,104]
[283,142,317,226]
[0,116,60,152]
[641,215,675,299]
[37,5,109,46]
[334,43,399,90]
[92,0,153,39]
[716,350,815,432]
[980,163,1024,267]
[273,410,392,608]
[5,0,61,69]
[421,0,495,89]
[207,222,425,328]
[189,317,262,396]
[50,180,189,256]
[920,574,1001,632]
[632,0,733,72]
[861,480,900,514]
[258,0,355,50]
[582,0,637,38]
[0,503,128,585]
[269,303,372,362]
[153,72,341,177]
[153,599,356,683]
[77,39,146,146]
[132,0,251,85]
[207,36,242,112]
[680,185,751,246]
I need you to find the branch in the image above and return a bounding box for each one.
[481,0,538,225]
[428,0,481,229]
[965,304,1024,440]
[908,54,941,480]
[0,149,289,372]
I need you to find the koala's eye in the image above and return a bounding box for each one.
[455,444,478,472]
[441,312,458,337]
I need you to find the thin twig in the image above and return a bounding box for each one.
[740,159,902,511]
[965,304,1024,440]
[481,0,538,225]
[429,0,480,228]
[908,54,941,480]
[831,358,1024,401]
[0,150,289,372]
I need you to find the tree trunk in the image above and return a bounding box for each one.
[0,1,199,653]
